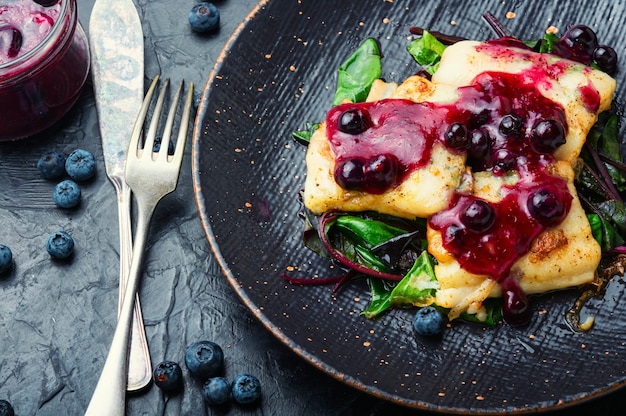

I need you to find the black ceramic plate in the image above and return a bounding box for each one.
[192,0,626,413]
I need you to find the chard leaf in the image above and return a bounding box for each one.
[598,200,626,236]
[388,251,438,307]
[362,251,437,318]
[354,245,393,273]
[539,32,560,53]
[333,38,382,105]
[362,277,397,318]
[407,30,447,75]
[587,212,625,251]
[334,215,410,248]
[292,122,319,146]
[459,298,503,327]
[587,213,604,246]
[584,111,626,192]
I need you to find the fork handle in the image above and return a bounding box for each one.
[85,200,156,415]
[116,180,152,391]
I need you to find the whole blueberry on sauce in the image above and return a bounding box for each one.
[325,41,594,326]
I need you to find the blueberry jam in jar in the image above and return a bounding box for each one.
[0,0,89,140]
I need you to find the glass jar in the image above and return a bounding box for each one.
[0,0,89,141]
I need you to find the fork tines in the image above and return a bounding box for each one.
[129,75,194,162]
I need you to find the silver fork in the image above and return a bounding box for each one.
[85,75,194,415]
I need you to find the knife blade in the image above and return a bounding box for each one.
[89,0,151,392]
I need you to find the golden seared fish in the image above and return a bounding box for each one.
[302,38,615,319]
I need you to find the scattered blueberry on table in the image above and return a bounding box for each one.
[189,2,220,33]
[37,151,66,180]
[0,245,12,275]
[53,179,81,209]
[33,0,59,7]
[0,399,14,416]
[231,373,262,404]
[412,306,448,336]
[202,377,231,405]
[152,135,175,155]
[46,231,74,259]
[185,340,224,380]
[153,361,184,392]
[65,149,96,181]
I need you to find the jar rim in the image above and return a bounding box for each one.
[0,0,71,70]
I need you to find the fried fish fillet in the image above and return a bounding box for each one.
[427,161,602,318]
[303,76,468,219]
[432,40,616,163]
[302,39,615,318]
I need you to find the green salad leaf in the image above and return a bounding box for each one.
[406,30,447,74]
[292,122,319,145]
[522,32,561,53]
[333,38,382,105]
[584,111,626,192]
[363,251,438,318]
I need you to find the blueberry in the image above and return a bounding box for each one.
[558,25,598,62]
[53,179,81,209]
[469,128,490,155]
[0,400,14,416]
[527,187,567,226]
[338,108,371,135]
[34,0,60,6]
[460,199,495,233]
[363,153,399,192]
[184,340,224,380]
[46,231,74,259]
[593,45,618,75]
[444,122,469,149]
[65,149,96,181]
[152,136,174,155]
[0,244,12,274]
[6,28,22,58]
[153,360,183,392]
[413,306,448,336]
[499,114,523,137]
[231,373,261,404]
[37,151,66,179]
[189,2,220,33]
[531,119,566,153]
[202,377,231,405]
[334,157,365,190]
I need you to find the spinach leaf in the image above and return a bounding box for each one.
[333,38,382,106]
[388,251,439,306]
[598,200,626,237]
[523,32,561,53]
[587,213,625,251]
[576,109,626,251]
[406,30,447,75]
[363,277,397,318]
[334,215,411,248]
[292,122,319,145]
[363,251,438,318]
[459,298,503,327]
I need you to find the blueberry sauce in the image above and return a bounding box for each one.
[325,43,587,325]
[0,0,61,64]
[0,0,89,140]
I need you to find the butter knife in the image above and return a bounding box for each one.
[89,0,151,392]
